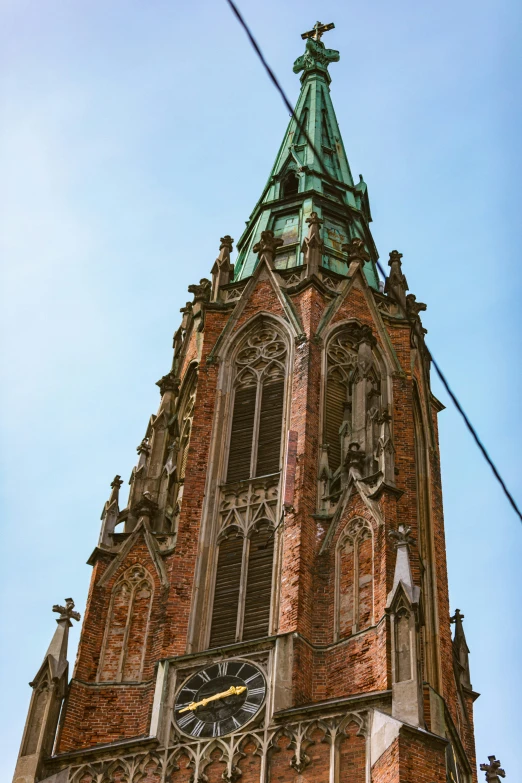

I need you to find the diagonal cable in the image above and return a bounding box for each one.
[224,0,522,525]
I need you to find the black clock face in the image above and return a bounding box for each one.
[174,660,266,738]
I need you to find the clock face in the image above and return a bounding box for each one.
[174,660,266,738]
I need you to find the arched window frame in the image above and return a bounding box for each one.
[281,169,300,199]
[208,517,276,647]
[334,517,375,641]
[203,316,292,650]
[97,565,154,683]
[223,319,289,485]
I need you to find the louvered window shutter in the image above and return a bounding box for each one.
[242,527,274,640]
[325,374,346,472]
[180,437,190,479]
[226,386,257,483]
[255,379,284,477]
[209,533,244,647]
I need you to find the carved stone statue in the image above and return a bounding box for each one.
[342,236,370,265]
[385,250,408,297]
[301,212,324,277]
[156,371,180,396]
[188,278,211,303]
[253,230,284,268]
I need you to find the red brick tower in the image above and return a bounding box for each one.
[14,23,480,783]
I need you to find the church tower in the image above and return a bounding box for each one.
[14,23,483,783]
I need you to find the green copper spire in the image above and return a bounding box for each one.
[234,23,379,289]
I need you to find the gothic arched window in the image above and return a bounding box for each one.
[335,518,374,639]
[97,565,153,683]
[209,520,275,647]
[226,323,287,484]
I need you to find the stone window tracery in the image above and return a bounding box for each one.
[208,320,288,649]
[98,565,153,683]
[226,323,287,484]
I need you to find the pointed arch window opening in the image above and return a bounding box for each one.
[335,519,375,641]
[97,565,154,684]
[209,519,276,648]
[225,325,287,485]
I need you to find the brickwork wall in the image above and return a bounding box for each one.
[398,728,447,783]
[371,736,400,783]
[53,268,475,776]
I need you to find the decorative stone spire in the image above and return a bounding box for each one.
[388,524,416,595]
[253,230,284,268]
[13,600,80,783]
[301,212,324,277]
[480,756,506,782]
[450,608,472,690]
[385,250,408,298]
[98,475,123,547]
[135,436,151,474]
[386,524,423,727]
[211,235,234,300]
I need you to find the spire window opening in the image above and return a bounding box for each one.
[281,171,299,198]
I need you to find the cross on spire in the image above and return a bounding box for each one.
[480,756,506,782]
[301,21,335,42]
[52,598,81,624]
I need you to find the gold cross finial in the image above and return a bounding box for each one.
[301,21,335,42]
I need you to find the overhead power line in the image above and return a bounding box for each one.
[224,0,522,525]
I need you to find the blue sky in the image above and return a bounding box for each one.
[1,0,521,779]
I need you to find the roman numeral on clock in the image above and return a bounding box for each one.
[178,712,195,729]
[247,687,265,697]
[192,720,205,737]
[217,661,228,676]
[241,701,258,714]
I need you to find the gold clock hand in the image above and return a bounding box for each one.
[178,685,247,713]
